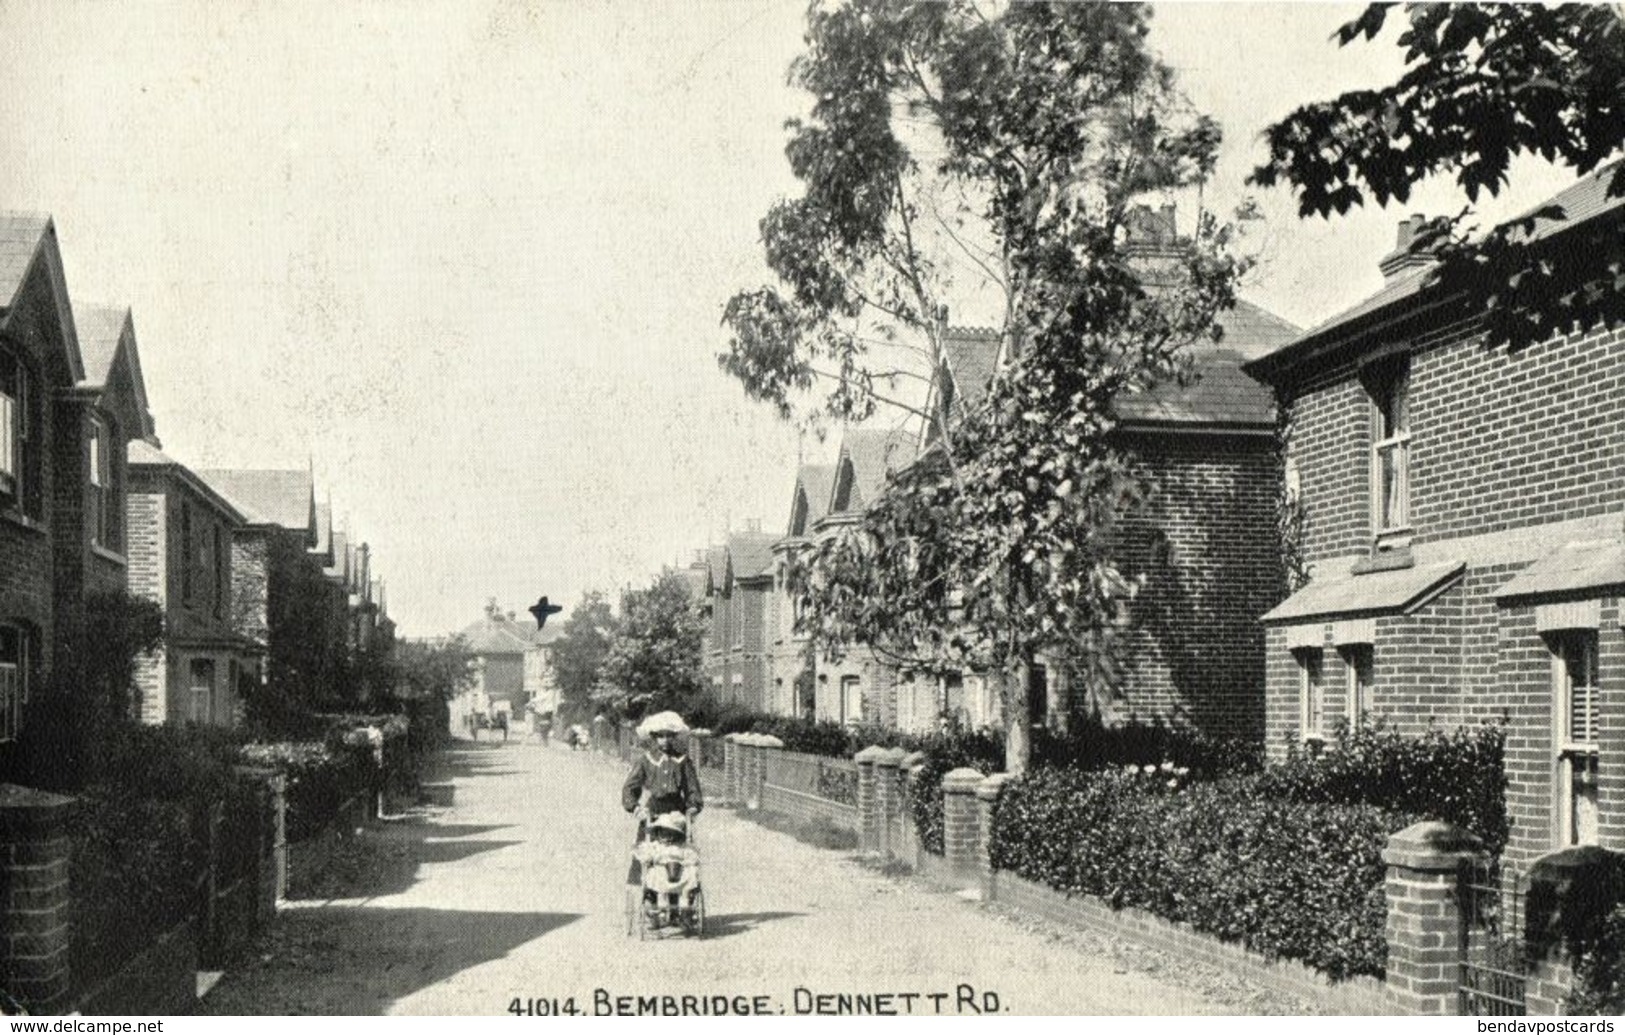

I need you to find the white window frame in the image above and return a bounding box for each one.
[189,658,215,725]
[1342,644,1373,730]
[840,676,862,728]
[0,352,23,499]
[89,417,113,547]
[1368,357,1412,537]
[1296,648,1325,743]
[1552,630,1601,848]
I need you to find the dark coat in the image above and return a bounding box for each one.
[621,750,704,816]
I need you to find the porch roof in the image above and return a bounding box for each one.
[1494,538,1625,601]
[1261,559,1465,626]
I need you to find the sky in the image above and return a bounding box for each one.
[0,1,1585,637]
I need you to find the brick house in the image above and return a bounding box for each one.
[195,467,343,711]
[127,440,259,726]
[767,463,834,719]
[459,610,531,721]
[703,527,777,712]
[1244,167,1625,873]
[1,217,156,766]
[808,427,919,728]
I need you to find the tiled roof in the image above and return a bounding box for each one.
[127,440,245,523]
[195,468,314,531]
[728,530,779,581]
[459,616,532,655]
[1115,301,1298,428]
[0,213,51,311]
[790,464,836,534]
[1495,538,1625,600]
[679,564,708,600]
[313,502,333,557]
[942,326,1002,416]
[706,545,729,592]
[839,427,917,512]
[1250,163,1625,377]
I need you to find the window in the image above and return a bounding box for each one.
[189,659,215,724]
[731,591,744,647]
[213,525,227,619]
[1553,632,1600,847]
[840,676,862,728]
[0,624,28,743]
[1028,663,1049,728]
[1296,649,1325,742]
[181,501,195,603]
[88,418,114,548]
[0,352,30,508]
[1342,645,1373,729]
[1367,357,1411,535]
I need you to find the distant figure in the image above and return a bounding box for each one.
[494,711,510,743]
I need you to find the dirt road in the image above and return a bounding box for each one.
[200,738,1242,1016]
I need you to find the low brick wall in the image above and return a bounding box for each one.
[992,873,1388,1015]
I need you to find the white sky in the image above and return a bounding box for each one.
[0,1,1585,637]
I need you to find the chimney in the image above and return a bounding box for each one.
[1379,214,1440,282]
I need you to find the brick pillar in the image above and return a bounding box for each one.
[755,736,783,811]
[854,746,883,853]
[1527,957,1576,1016]
[722,734,740,805]
[873,748,907,858]
[941,768,985,883]
[0,785,73,1014]
[688,730,710,772]
[236,766,286,917]
[736,736,758,810]
[1382,820,1483,1016]
[900,752,926,865]
[975,774,1015,902]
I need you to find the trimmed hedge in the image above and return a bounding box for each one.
[240,740,369,843]
[990,766,1404,981]
[1256,720,1508,855]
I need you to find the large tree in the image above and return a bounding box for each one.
[550,590,618,720]
[1252,4,1625,348]
[595,572,708,721]
[721,0,1247,772]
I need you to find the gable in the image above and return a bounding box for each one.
[0,219,85,388]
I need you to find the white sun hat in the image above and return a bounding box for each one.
[636,711,690,738]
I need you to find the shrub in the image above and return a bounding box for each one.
[240,741,368,843]
[1569,903,1625,1015]
[903,725,1004,855]
[1256,719,1508,855]
[990,766,1405,980]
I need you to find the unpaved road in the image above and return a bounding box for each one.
[201,738,1241,1016]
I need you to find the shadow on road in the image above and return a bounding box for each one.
[201,907,582,1015]
[287,814,526,901]
[698,911,805,939]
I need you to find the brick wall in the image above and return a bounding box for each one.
[1113,431,1285,742]
[125,491,166,722]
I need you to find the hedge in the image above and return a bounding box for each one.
[1255,720,1507,855]
[990,766,1404,981]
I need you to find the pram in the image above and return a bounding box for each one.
[625,810,704,939]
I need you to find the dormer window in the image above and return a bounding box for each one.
[1366,355,1411,537]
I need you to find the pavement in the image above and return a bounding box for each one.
[199,736,1242,1016]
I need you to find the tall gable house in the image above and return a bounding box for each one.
[0,217,154,773]
[127,441,257,726]
[767,463,834,718]
[919,210,1301,742]
[1245,167,1625,873]
[196,467,339,714]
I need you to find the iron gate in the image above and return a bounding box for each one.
[1458,861,1529,1016]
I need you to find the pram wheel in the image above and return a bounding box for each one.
[685,889,705,938]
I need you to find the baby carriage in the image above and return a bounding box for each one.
[626,811,704,939]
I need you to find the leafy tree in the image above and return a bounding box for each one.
[550,590,618,719]
[1252,4,1625,348]
[721,0,1247,772]
[595,571,708,721]
[387,636,478,703]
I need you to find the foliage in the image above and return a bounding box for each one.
[1252,4,1625,349]
[82,590,166,719]
[1569,902,1625,1016]
[596,572,708,721]
[722,0,1251,773]
[1255,719,1508,856]
[240,740,368,843]
[386,636,479,703]
[905,723,1005,855]
[991,766,1403,980]
[550,590,618,717]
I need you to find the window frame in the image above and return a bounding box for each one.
[0,350,26,505]
[1366,355,1412,538]
[839,675,862,728]
[88,416,116,548]
[0,623,28,744]
[181,500,195,604]
[1552,630,1601,848]
[1296,647,1326,744]
[1342,644,1374,730]
[189,657,215,725]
